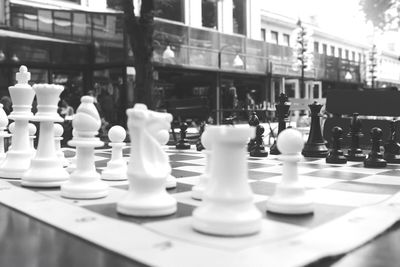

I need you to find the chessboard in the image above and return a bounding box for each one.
[1,145,400,267]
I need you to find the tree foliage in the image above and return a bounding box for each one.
[360,0,400,30]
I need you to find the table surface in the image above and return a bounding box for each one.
[2,146,400,267]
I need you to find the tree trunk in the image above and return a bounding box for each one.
[123,0,155,109]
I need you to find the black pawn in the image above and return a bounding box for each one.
[364,127,387,168]
[250,124,268,157]
[270,93,291,155]
[176,122,191,150]
[247,112,259,152]
[302,102,328,158]
[326,126,347,164]
[383,120,400,163]
[196,122,206,151]
[346,113,366,161]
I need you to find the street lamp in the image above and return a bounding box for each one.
[216,46,244,124]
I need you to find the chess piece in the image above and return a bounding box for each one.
[101,125,128,181]
[247,112,258,152]
[155,122,177,189]
[0,104,10,162]
[302,102,328,158]
[364,127,387,168]
[61,96,108,199]
[250,124,268,157]
[383,120,400,163]
[326,126,347,164]
[176,122,191,149]
[192,125,262,236]
[28,123,37,156]
[196,122,206,151]
[266,128,313,215]
[192,124,212,200]
[22,84,70,187]
[117,104,177,216]
[0,66,35,179]
[346,113,366,161]
[270,93,291,155]
[54,123,69,167]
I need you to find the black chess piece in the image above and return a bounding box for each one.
[270,93,291,155]
[176,122,191,150]
[250,124,268,157]
[326,126,347,164]
[247,112,259,152]
[196,122,206,151]
[364,127,387,168]
[302,101,328,158]
[383,119,400,163]
[345,113,366,161]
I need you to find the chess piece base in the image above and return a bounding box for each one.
[384,153,400,164]
[364,157,387,168]
[326,153,347,164]
[250,149,268,157]
[176,141,191,150]
[345,152,366,162]
[269,141,280,155]
[302,142,329,158]
[0,150,32,179]
[266,184,314,215]
[21,158,69,187]
[192,205,262,236]
[61,180,108,199]
[166,174,177,189]
[117,192,177,217]
[101,161,127,181]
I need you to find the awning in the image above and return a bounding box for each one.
[0,29,81,44]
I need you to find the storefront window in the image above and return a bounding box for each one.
[54,11,72,38]
[233,0,246,35]
[155,0,184,23]
[72,12,91,41]
[202,0,217,29]
[11,5,38,32]
[38,10,53,35]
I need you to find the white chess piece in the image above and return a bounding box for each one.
[117,104,177,216]
[0,104,10,162]
[101,125,127,181]
[61,96,108,199]
[7,122,14,151]
[192,125,262,236]
[191,125,212,200]
[54,123,69,167]
[266,128,314,215]
[0,66,35,178]
[22,84,69,187]
[28,123,37,156]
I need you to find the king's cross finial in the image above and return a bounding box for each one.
[15,65,30,85]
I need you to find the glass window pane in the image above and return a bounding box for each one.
[155,0,184,23]
[54,11,72,38]
[202,0,217,29]
[73,12,90,41]
[38,10,53,34]
[232,0,246,35]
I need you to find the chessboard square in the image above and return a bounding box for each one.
[167,183,193,194]
[39,187,127,207]
[309,188,391,207]
[144,217,307,251]
[169,154,203,162]
[248,171,280,181]
[247,162,276,169]
[173,165,205,174]
[172,169,202,178]
[336,165,391,174]
[306,169,371,180]
[175,158,207,165]
[377,170,400,177]
[84,202,194,225]
[176,176,200,186]
[326,181,400,195]
[252,165,317,175]
[250,181,277,196]
[356,175,400,185]
[261,175,345,189]
[264,203,354,228]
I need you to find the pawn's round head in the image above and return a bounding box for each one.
[277,128,304,154]
[54,123,64,137]
[8,122,15,134]
[371,127,383,139]
[332,126,343,138]
[108,125,126,143]
[28,123,37,136]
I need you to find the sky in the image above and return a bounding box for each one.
[261,0,374,43]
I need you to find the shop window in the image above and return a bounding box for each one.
[155,0,184,23]
[54,11,72,38]
[338,48,342,58]
[270,31,278,45]
[345,49,349,59]
[92,14,106,38]
[233,0,246,35]
[72,12,90,40]
[352,51,356,61]
[314,41,319,53]
[261,28,266,41]
[11,5,38,32]
[283,34,290,46]
[202,0,217,29]
[322,44,327,55]
[330,46,335,57]
[38,10,53,34]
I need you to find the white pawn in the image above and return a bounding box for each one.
[117,104,176,216]
[0,104,10,161]
[61,96,108,199]
[192,125,262,236]
[54,123,69,167]
[28,123,37,156]
[266,128,313,215]
[191,125,212,200]
[101,125,127,181]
